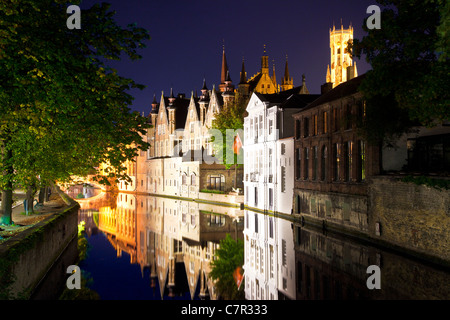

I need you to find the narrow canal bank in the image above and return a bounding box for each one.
[0,189,79,299]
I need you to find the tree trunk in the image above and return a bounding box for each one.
[25,186,36,215]
[0,189,13,225]
[0,142,14,225]
[38,187,46,204]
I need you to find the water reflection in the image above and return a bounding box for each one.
[72,188,450,300]
[75,189,244,300]
[244,210,450,300]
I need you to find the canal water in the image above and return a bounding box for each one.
[67,186,450,300]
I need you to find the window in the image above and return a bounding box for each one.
[344,141,353,181]
[268,148,273,177]
[304,117,309,137]
[313,146,318,180]
[190,173,196,186]
[254,187,258,206]
[269,188,273,209]
[345,105,352,130]
[296,148,301,180]
[295,119,301,139]
[254,213,258,233]
[333,108,339,132]
[182,173,187,185]
[323,111,328,133]
[269,217,273,238]
[359,140,366,181]
[269,119,273,135]
[313,115,318,136]
[321,145,327,181]
[304,147,309,180]
[207,174,225,191]
[281,166,286,192]
[281,143,286,155]
[333,143,340,181]
[282,239,287,266]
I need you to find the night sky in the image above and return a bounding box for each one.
[79,0,375,114]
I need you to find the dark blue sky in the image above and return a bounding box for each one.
[79,0,375,114]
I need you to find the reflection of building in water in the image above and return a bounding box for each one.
[98,193,137,263]
[96,193,243,299]
[243,212,296,300]
[243,89,317,300]
[293,224,450,300]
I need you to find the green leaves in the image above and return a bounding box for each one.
[0,0,150,207]
[209,234,245,300]
[353,0,449,144]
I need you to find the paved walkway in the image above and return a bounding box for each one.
[1,190,68,241]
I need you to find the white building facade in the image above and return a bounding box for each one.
[243,92,304,300]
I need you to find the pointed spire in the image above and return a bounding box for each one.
[168,87,176,105]
[220,44,228,85]
[272,59,277,85]
[151,93,158,113]
[326,64,331,83]
[239,57,247,84]
[284,55,290,81]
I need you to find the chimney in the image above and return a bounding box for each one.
[347,65,356,81]
[321,82,333,95]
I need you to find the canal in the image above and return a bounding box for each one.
[67,186,450,300]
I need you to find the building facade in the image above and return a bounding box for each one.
[243,88,320,300]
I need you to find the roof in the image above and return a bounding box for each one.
[254,87,320,108]
[162,95,190,129]
[302,74,366,111]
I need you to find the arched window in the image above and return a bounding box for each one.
[190,173,196,186]
[182,173,187,185]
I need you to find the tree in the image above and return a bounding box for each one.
[352,0,449,145]
[209,234,245,300]
[0,0,151,224]
[210,93,248,169]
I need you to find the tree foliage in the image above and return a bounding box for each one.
[209,234,245,300]
[210,93,248,169]
[0,0,151,223]
[352,0,449,145]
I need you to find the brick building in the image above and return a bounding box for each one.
[292,74,380,233]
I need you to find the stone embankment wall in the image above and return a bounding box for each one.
[0,190,79,299]
[368,176,450,266]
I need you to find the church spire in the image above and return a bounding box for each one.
[280,55,293,91]
[219,43,229,92]
[284,55,290,80]
[239,57,247,84]
[271,59,277,86]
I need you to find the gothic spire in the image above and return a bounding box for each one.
[239,57,247,84]
[220,44,229,85]
[283,55,290,81]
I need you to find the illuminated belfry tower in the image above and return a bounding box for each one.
[326,21,358,88]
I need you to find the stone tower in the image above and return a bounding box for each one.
[326,22,358,88]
